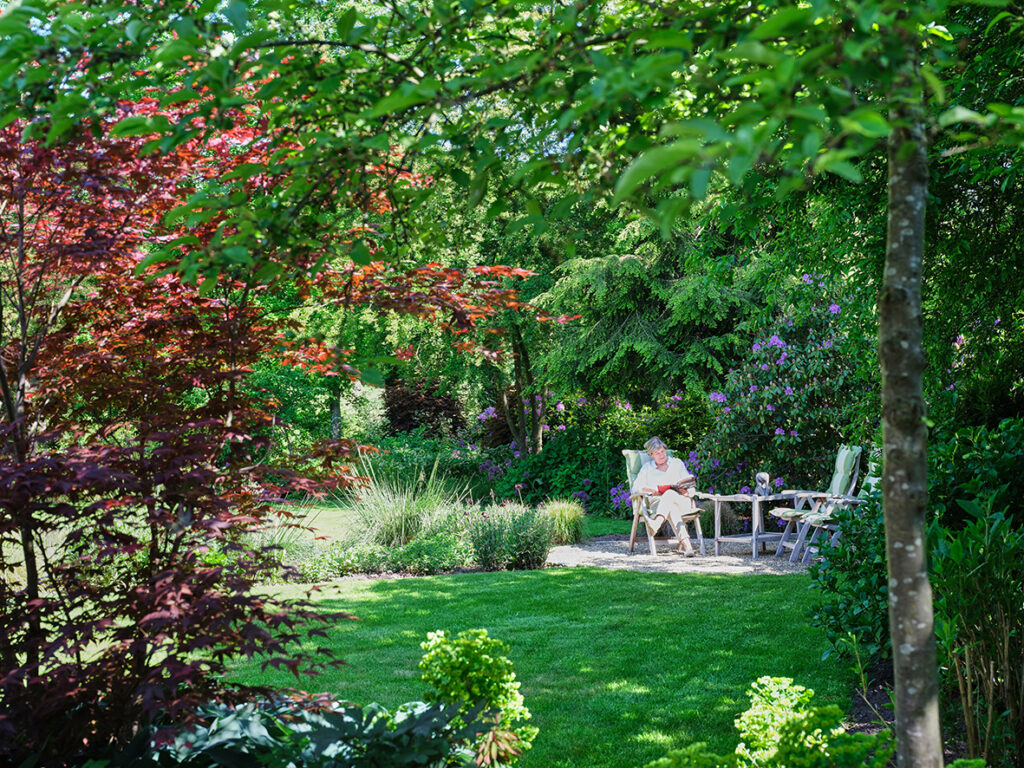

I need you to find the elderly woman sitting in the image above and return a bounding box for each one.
[632,436,700,556]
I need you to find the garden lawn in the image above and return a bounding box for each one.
[235,568,851,768]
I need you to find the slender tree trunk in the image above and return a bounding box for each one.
[881,104,943,767]
[330,393,342,440]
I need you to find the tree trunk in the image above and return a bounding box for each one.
[881,108,943,767]
[330,393,342,440]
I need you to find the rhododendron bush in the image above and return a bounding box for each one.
[694,275,879,493]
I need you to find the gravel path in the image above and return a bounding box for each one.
[546,535,811,575]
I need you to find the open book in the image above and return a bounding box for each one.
[656,476,696,494]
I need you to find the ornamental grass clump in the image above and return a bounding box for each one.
[539,498,585,544]
[347,456,469,547]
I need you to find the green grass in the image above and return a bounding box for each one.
[236,569,851,768]
[584,514,634,538]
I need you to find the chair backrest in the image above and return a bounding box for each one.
[622,448,677,488]
[826,444,863,496]
[857,455,881,499]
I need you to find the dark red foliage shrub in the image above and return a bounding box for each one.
[0,112,356,766]
[384,378,466,436]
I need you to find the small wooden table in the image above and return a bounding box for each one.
[694,491,795,558]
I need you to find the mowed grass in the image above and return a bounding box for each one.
[234,568,851,768]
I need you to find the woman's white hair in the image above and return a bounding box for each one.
[644,436,667,454]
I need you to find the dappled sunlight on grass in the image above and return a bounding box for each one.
[238,568,852,768]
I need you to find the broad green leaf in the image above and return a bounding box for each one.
[816,153,863,182]
[335,8,357,38]
[223,0,248,33]
[838,108,890,138]
[689,166,711,200]
[197,276,218,296]
[750,6,814,41]
[154,38,199,65]
[613,140,701,204]
[938,106,986,127]
[110,114,172,137]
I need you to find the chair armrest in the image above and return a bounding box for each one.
[695,492,755,503]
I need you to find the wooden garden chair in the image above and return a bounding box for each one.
[623,449,705,556]
[768,444,864,562]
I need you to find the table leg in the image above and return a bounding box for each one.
[714,499,722,556]
[751,498,761,559]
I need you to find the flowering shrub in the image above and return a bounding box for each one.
[481,391,711,515]
[466,504,553,571]
[695,275,877,492]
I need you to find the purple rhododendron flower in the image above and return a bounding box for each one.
[740,486,751,494]
[709,392,727,403]
[775,427,785,435]
[823,340,833,348]
[752,342,762,352]
[555,401,565,411]
[774,477,785,487]
[790,430,798,437]
[766,404,774,412]
[802,273,813,284]
[760,363,769,371]
[749,385,758,392]
[784,386,794,395]
[828,303,841,314]
[723,407,731,414]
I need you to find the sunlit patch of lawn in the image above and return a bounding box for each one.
[237,568,851,768]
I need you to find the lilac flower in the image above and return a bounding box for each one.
[828,303,841,315]
[774,427,785,435]
[752,342,762,352]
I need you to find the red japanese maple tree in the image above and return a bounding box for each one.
[0,100,541,764]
